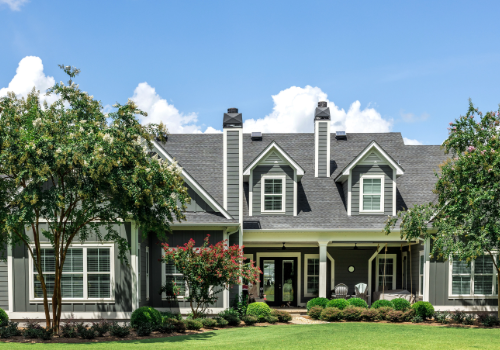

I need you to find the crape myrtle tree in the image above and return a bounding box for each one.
[161,235,261,318]
[385,101,500,317]
[0,65,189,331]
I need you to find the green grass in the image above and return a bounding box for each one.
[2,323,500,349]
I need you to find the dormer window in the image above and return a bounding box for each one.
[360,175,384,213]
[261,176,286,213]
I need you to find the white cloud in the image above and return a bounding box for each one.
[400,109,429,123]
[243,85,392,133]
[403,137,423,145]
[0,0,28,11]
[204,126,222,133]
[0,56,57,104]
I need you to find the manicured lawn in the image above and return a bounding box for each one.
[3,323,500,349]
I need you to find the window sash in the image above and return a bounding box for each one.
[450,255,498,296]
[264,195,282,211]
[306,258,319,294]
[361,177,383,212]
[264,179,282,195]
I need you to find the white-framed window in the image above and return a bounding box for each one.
[146,246,150,301]
[360,175,384,213]
[449,254,498,297]
[261,175,286,213]
[304,254,320,297]
[376,254,396,291]
[30,243,114,302]
[161,248,188,299]
[419,251,425,296]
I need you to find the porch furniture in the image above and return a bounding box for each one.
[372,289,416,303]
[354,283,368,302]
[333,283,349,299]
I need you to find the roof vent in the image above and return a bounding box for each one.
[335,131,347,140]
[251,132,262,141]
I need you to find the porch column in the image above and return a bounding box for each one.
[318,241,329,298]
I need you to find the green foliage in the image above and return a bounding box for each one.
[411,302,434,320]
[342,306,363,321]
[361,309,379,321]
[160,311,182,321]
[246,302,272,321]
[242,315,258,326]
[308,306,324,320]
[391,298,411,311]
[306,297,329,311]
[411,315,424,323]
[386,310,404,322]
[5,321,21,336]
[434,311,450,324]
[37,327,54,340]
[131,307,162,328]
[0,308,8,327]
[371,300,394,309]
[218,308,241,326]
[347,298,368,308]
[265,315,278,324]
[232,293,250,317]
[377,307,393,320]
[463,315,475,325]
[320,307,343,322]
[22,319,42,339]
[215,318,228,327]
[184,319,203,330]
[91,319,111,337]
[271,310,292,323]
[79,327,96,339]
[326,298,349,310]
[136,322,154,336]
[478,314,500,327]
[451,310,467,323]
[166,318,186,333]
[402,309,415,322]
[201,318,218,328]
[156,322,176,334]
[109,323,131,338]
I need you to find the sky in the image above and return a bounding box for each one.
[1,0,500,145]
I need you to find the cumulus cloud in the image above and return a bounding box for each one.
[0,0,28,11]
[0,56,57,105]
[204,126,222,133]
[403,137,423,145]
[243,85,392,133]
[400,109,429,123]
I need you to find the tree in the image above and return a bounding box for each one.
[161,235,261,318]
[385,101,500,317]
[0,65,189,331]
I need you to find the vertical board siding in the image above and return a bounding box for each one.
[183,183,214,212]
[351,165,393,215]
[139,233,149,307]
[227,131,240,219]
[252,165,294,216]
[318,122,328,177]
[0,244,7,310]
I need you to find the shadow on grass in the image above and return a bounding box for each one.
[85,331,219,345]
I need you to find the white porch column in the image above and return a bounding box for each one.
[423,238,431,302]
[318,242,329,298]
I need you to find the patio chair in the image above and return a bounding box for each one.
[333,283,349,299]
[354,283,368,302]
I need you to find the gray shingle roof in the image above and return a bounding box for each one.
[158,132,447,229]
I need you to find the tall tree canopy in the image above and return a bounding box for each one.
[385,101,500,316]
[0,65,189,330]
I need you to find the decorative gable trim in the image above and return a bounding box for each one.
[151,141,233,220]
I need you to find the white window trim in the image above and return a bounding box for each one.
[261,175,286,213]
[375,254,396,291]
[29,242,115,303]
[161,247,188,300]
[360,174,385,213]
[419,251,424,296]
[146,246,150,301]
[448,254,498,299]
[138,246,141,301]
[304,254,320,297]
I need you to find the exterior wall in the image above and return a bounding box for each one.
[184,183,215,212]
[0,244,8,310]
[328,247,374,296]
[351,165,393,216]
[228,232,240,305]
[138,232,149,308]
[317,121,328,177]
[226,130,240,219]
[12,223,133,313]
[251,165,294,216]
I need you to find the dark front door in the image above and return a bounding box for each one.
[260,257,298,307]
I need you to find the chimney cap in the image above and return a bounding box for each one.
[318,101,327,107]
[315,102,331,120]
[223,107,243,128]
[227,107,238,113]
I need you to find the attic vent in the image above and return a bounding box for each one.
[251,132,262,141]
[335,131,347,140]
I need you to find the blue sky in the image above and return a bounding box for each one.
[1,0,500,145]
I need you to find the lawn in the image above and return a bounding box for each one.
[2,323,499,349]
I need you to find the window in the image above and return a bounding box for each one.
[450,255,498,297]
[360,175,384,213]
[419,251,425,296]
[31,245,113,301]
[376,254,396,291]
[304,255,319,297]
[261,176,286,213]
[162,260,187,299]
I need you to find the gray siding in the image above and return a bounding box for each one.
[184,183,214,212]
[329,247,375,296]
[0,244,8,310]
[252,165,294,216]
[227,130,240,219]
[317,122,328,177]
[351,165,393,216]
[13,223,132,313]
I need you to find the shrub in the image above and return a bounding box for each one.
[463,314,475,325]
[184,319,203,330]
[411,301,434,320]
[347,298,368,309]
[342,306,363,321]
[37,327,54,341]
[109,323,131,338]
[160,311,182,321]
[308,306,324,320]
[0,327,11,339]
[386,310,404,322]
[478,314,500,327]
[136,322,154,336]
[265,315,278,324]
[306,297,329,311]
[61,323,78,338]
[215,318,228,327]
[371,300,394,309]
[242,315,258,326]
[451,310,467,324]
[23,319,42,339]
[166,319,186,333]
[0,308,9,327]
[411,315,424,323]
[326,299,349,310]
[232,293,250,317]
[156,322,176,334]
[320,307,343,322]
[5,321,21,336]
[131,307,162,328]
[76,323,87,335]
[218,308,241,326]
[271,310,292,323]
[392,298,411,311]
[246,302,271,321]
[361,308,379,322]
[401,309,415,322]
[79,327,96,340]
[201,318,218,328]
[434,311,450,324]
[91,319,111,337]
[377,307,393,320]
